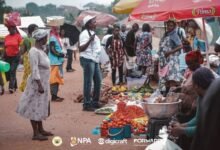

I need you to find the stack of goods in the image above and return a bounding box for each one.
[111,85,127,93]
[100,102,149,139]
[127,92,152,101]
[150,92,180,103]
[46,16,64,26]
[74,85,112,103]
[95,107,114,115]
[110,101,145,120]
[129,83,154,93]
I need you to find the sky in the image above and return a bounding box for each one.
[5,0,114,8]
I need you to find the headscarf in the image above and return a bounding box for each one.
[50,26,62,47]
[185,50,203,64]
[32,29,48,40]
[209,54,220,67]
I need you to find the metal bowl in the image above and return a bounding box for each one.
[141,100,182,118]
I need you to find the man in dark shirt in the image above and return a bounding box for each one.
[125,23,139,73]
[125,23,139,57]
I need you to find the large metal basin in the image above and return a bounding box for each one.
[141,100,182,118]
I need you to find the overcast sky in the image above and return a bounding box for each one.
[6,0,114,8]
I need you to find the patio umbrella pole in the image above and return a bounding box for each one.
[202,18,210,68]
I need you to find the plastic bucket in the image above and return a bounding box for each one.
[0,61,10,72]
[108,127,124,140]
[124,124,131,138]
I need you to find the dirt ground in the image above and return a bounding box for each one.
[0,57,147,150]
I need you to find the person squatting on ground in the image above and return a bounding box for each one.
[168,67,215,150]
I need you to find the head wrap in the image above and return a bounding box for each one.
[32,29,48,40]
[209,54,220,67]
[185,50,204,64]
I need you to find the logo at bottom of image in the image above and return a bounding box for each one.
[52,136,63,147]
[98,138,128,145]
[70,137,92,147]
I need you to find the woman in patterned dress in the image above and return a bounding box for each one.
[17,29,53,141]
[136,23,153,75]
[158,20,183,95]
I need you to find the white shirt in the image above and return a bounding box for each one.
[101,34,112,48]
[79,30,101,63]
[177,27,186,40]
[60,37,70,54]
[216,36,220,45]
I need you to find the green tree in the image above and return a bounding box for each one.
[0,0,13,23]
[26,2,39,15]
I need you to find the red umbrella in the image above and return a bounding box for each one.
[130,0,220,21]
[130,0,220,66]
[74,10,118,27]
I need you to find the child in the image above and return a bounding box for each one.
[106,25,127,91]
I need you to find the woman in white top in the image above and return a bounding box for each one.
[78,15,102,111]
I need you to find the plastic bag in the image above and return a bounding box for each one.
[146,139,182,150]
[147,89,163,103]
[146,126,182,150]
[99,47,110,65]
[4,12,21,26]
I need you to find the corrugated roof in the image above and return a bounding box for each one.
[18,16,45,28]
[0,24,27,37]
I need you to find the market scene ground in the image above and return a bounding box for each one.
[1,0,220,150]
[0,60,148,150]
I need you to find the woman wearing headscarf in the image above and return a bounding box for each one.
[158,20,183,95]
[19,24,38,92]
[191,79,220,150]
[4,26,22,93]
[79,15,102,111]
[168,67,215,150]
[17,29,53,141]
[48,26,65,102]
[170,50,203,150]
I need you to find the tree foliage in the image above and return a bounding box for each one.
[11,0,127,24]
[0,0,13,23]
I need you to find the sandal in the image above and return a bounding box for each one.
[32,134,48,141]
[40,131,54,136]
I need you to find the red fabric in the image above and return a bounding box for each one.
[74,10,118,27]
[50,27,62,47]
[185,50,204,64]
[5,33,22,57]
[108,38,124,69]
[130,0,220,21]
[4,12,21,26]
